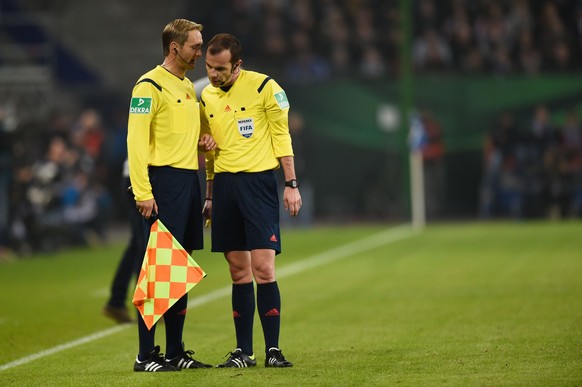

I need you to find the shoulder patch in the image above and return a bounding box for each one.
[274,90,290,109]
[129,97,152,114]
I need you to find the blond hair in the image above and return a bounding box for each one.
[162,19,203,56]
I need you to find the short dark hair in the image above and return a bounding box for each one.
[207,33,242,65]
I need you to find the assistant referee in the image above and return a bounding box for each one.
[127,19,215,372]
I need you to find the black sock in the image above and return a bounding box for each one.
[164,294,188,359]
[257,281,281,353]
[232,282,255,355]
[137,312,156,361]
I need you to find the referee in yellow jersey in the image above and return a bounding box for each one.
[127,19,215,372]
[200,33,302,368]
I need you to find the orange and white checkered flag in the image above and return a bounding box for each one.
[132,219,206,330]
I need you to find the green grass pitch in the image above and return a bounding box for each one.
[0,221,581,386]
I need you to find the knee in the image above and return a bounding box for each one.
[252,262,275,283]
[229,263,252,283]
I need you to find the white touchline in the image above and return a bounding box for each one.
[0,224,416,372]
[276,224,414,278]
[0,326,127,372]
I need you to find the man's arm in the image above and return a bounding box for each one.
[202,175,213,227]
[279,155,302,217]
[127,82,158,218]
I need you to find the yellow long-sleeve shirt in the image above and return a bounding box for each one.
[127,66,202,201]
[200,70,293,180]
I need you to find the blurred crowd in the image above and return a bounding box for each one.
[480,106,582,219]
[191,0,396,81]
[0,106,127,255]
[412,0,582,75]
[198,0,582,81]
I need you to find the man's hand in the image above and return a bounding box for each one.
[198,134,217,151]
[202,199,212,227]
[284,188,302,217]
[136,198,158,219]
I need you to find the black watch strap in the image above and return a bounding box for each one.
[285,179,299,189]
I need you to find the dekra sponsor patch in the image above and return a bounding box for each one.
[129,97,152,114]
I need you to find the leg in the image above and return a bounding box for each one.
[251,249,280,351]
[251,249,292,367]
[225,250,255,356]
[104,178,144,323]
[151,170,204,361]
[250,249,276,284]
[137,316,157,359]
[164,294,188,359]
[136,213,157,360]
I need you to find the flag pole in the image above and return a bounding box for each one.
[408,110,426,230]
[410,147,426,230]
[400,0,424,229]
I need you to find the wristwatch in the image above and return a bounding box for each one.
[285,179,299,189]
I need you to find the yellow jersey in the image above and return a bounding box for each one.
[200,70,293,180]
[127,65,202,201]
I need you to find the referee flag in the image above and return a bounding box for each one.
[132,219,206,330]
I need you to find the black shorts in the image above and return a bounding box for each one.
[211,170,281,254]
[143,166,203,251]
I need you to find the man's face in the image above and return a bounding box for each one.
[205,49,236,88]
[176,29,203,70]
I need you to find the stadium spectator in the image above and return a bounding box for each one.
[516,105,551,218]
[544,39,575,72]
[0,105,14,258]
[540,108,582,218]
[17,136,73,251]
[260,4,289,70]
[71,109,105,161]
[443,2,476,70]
[359,45,387,78]
[561,109,582,216]
[320,2,353,77]
[419,109,446,219]
[514,29,542,75]
[480,111,523,218]
[61,170,107,246]
[329,44,352,77]
[283,30,331,83]
[543,137,570,219]
[413,28,453,71]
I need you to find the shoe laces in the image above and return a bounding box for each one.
[269,348,286,361]
[181,349,196,360]
[178,349,207,366]
[223,349,251,363]
[148,347,166,365]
